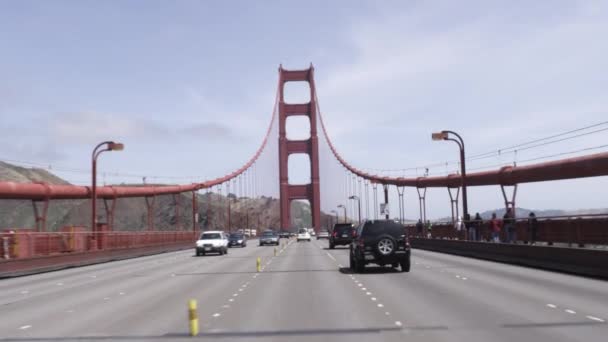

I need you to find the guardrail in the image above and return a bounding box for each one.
[406,214,608,247]
[0,230,197,260]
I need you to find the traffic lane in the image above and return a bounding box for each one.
[0,239,275,339]
[208,238,402,341]
[412,249,608,317]
[323,241,607,342]
[0,249,198,306]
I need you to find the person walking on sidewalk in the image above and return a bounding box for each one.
[490,213,502,243]
[527,212,539,245]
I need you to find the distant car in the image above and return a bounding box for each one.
[297,228,311,242]
[329,223,355,249]
[228,233,247,248]
[279,231,291,239]
[308,228,316,237]
[350,220,410,273]
[317,230,330,240]
[259,230,280,246]
[196,231,229,256]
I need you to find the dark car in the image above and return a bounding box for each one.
[350,220,410,273]
[279,231,291,239]
[259,230,280,246]
[329,223,355,249]
[228,233,247,248]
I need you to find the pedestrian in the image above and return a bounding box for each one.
[527,212,538,245]
[503,208,516,243]
[464,213,473,241]
[471,213,482,241]
[416,219,423,238]
[489,213,501,243]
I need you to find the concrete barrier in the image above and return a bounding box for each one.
[411,238,608,279]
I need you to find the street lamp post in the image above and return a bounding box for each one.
[349,195,362,224]
[337,204,347,223]
[330,210,338,227]
[432,130,468,222]
[91,141,124,239]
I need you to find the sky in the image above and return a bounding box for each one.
[1,0,607,220]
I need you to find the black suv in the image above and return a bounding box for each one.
[350,220,411,273]
[329,223,355,249]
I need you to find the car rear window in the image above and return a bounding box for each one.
[200,233,221,240]
[230,234,243,238]
[262,231,275,236]
[298,228,308,234]
[334,225,353,235]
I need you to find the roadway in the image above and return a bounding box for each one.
[0,238,606,341]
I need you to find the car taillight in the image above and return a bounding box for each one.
[332,231,337,237]
[358,238,365,247]
[351,230,356,237]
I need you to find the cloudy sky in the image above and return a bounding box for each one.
[1,0,607,220]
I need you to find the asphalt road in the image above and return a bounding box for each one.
[0,238,606,341]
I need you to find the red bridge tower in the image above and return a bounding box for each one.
[278,65,321,231]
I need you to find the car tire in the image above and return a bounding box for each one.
[376,235,397,256]
[329,243,335,249]
[354,256,365,273]
[195,250,200,256]
[392,262,399,269]
[400,257,411,272]
[225,248,228,255]
[201,251,206,256]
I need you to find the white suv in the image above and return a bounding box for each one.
[196,231,229,256]
[297,228,311,242]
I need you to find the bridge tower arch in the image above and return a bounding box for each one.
[278,65,321,231]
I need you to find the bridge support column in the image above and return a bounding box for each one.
[417,187,427,224]
[103,197,117,231]
[173,194,181,230]
[447,187,460,224]
[397,186,405,224]
[192,190,198,232]
[277,65,321,232]
[32,199,49,232]
[500,184,518,217]
[145,195,156,231]
[383,184,389,220]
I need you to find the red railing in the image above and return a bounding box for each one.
[0,230,197,260]
[406,214,608,247]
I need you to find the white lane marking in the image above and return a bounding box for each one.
[462,277,468,280]
[385,312,390,316]
[326,252,336,261]
[119,292,125,295]
[586,316,605,322]
[358,284,363,287]
[66,310,74,313]
[20,290,29,294]
[56,282,63,286]
[371,297,377,301]
[565,309,576,314]
[546,304,557,309]
[455,275,461,279]
[19,325,31,330]
[377,304,384,308]
[212,313,221,318]
[425,266,430,269]
[415,262,419,265]
[395,321,402,327]
[104,297,110,300]
[229,299,234,302]
[222,305,230,308]
[233,293,238,297]
[361,288,367,291]
[366,292,372,295]
[239,288,244,292]
[90,275,97,278]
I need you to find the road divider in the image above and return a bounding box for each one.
[188,299,198,336]
[256,257,261,272]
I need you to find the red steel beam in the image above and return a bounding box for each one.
[317,106,608,187]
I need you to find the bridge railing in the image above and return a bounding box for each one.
[0,229,197,260]
[405,214,608,247]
